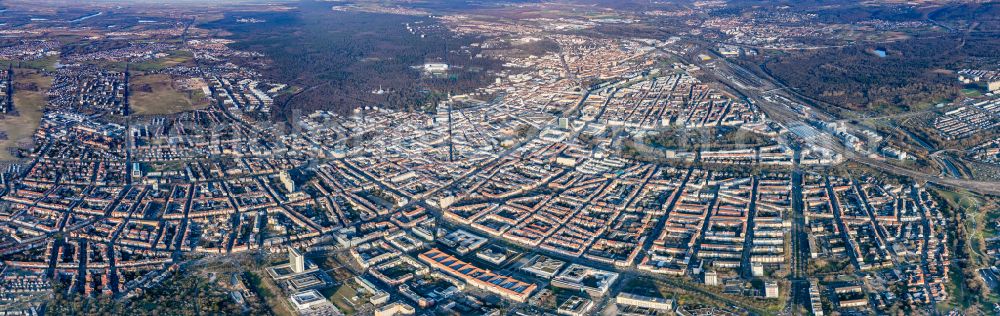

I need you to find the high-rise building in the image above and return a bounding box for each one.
[704,271,719,286]
[132,163,143,179]
[279,170,295,192]
[752,262,764,277]
[289,247,305,274]
[764,281,779,298]
[121,64,130,116]
[1,64,12,114]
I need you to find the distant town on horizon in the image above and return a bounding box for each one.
[0,0,998,315]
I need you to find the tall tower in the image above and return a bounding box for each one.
[278,170,295,192]
[2,64,12,114]
[704,270,719,286]
[447,100,454,162]
[288,247,305,273]
[764,280,779,298]
[121,64,131,116]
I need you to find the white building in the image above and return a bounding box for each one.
[289,290,341,316]
[423,63,449,73]
[765,281,779,299]
[375,302,416,316]
[704,270,719,286]
[615,292,674,312]
[290,247,305,274]
[279,170,296,192]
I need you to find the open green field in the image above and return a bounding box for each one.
[324,283,365,315]
[108,50,195,72]
[1,55,59,72]
[130,73,210,115]
[0,70,52,161]
[962,88,983,97]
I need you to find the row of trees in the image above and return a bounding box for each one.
[46,270,253,315]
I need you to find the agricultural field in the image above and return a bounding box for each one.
[130,73,210,115]
[0,70,51,160]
